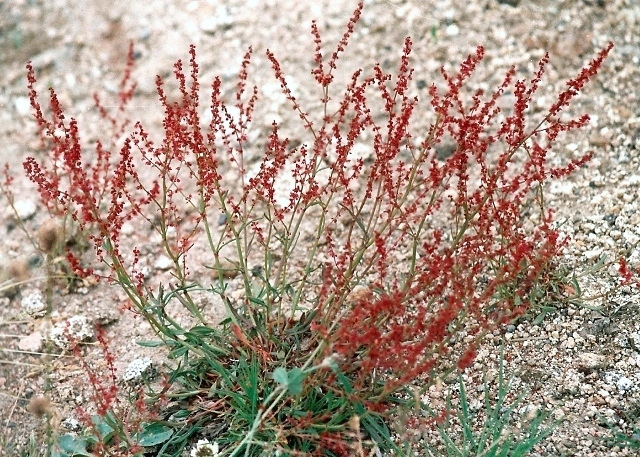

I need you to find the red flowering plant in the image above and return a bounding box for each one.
[2,2,614,455]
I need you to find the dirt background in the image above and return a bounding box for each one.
[1,0,640,455]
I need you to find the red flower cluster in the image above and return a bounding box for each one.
[312,31,613,393]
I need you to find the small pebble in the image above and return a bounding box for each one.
[154,255,173,270]
[50,316,94,349]
[123,357,155,383]
[21,291,47,317]
[11,200,37,220]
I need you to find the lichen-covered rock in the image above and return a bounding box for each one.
[50,315,94,349]
[123,357,156,384]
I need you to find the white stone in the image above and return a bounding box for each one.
[50,315,94,349]
[154,255,173,270]
[61,417,82,432]
[549,181,574,195]
[14,96,31,116]
[21,291,47,317]
[12,200,37,220]
[577,352,606,370]
[603,371,634,394]
[623,229,640,245]
[18,331,43,352]
[200,6,233,33]
[583,249,602,261]
[123,357,155,383]
[445,24,460,36]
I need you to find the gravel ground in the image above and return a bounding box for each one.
[1,0,640,455]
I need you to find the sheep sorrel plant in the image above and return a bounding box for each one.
[5,2,614,455]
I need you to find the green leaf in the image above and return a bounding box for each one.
[328,360,353,394]
[273,367,289,387]
[284,283,295,298]
[532,305,556,325]
[571,274,581,296]
[273,367,307,395]
[136,340,164,347]
[287,368,306,395]
[135,422,174,446]
[54,434,92,457]
[361,415,396,453]
[248,296,266,306]
[91,414,115,442]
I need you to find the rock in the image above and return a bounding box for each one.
[30,48,62,71]
[14,96,31,116]
[603,371,634,394]
[21,291,47,317]
[123,357,156,384]
[18,331,43,352]
[444,24,460,37]
[61,417,82,432]
[577,352,607,370]
[50,315,94,349]
[583,249,602,261]
[92,308,120,327]
[200,6,234,33]
[435,142,456,161]
[11,200,37,221]
[154,255,173,271]
[346,284,371,304]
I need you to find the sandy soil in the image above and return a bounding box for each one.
[1,0,640,455]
